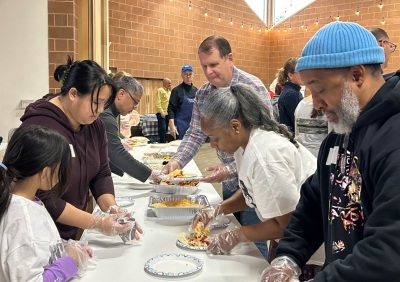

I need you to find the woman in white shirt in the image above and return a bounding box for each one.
[193,83,316,260]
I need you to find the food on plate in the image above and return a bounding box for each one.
[178,222,212,247]
[160,179,199,186]
[151,199,204,208]
[126,136,148,146]
[143,152,174,161]
[168,169,184,178]
[150,143,169,148]
[145,163,164,170]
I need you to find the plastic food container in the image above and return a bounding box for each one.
[153,182,199,195]
[148,195,209,218]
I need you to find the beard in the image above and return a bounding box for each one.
[329,82,360,134]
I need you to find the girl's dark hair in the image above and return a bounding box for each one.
[200,83,298,147]
[277,57,298,86]
[53,55,117,114]
[0,125,71,220]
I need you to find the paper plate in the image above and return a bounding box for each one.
[169,140,182,146]
[115,197,135,207]
[144,253,203,277]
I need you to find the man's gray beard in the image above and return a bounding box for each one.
[331,83,360,134]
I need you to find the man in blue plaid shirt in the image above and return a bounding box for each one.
[162,35,272,258]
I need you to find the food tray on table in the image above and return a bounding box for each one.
[143,152,175,161]
[148,195,209,218]
[152,182,199,195]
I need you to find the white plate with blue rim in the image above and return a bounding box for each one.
[144,253,203,277]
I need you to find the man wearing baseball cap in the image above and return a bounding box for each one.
[167,65,198,139]
[261,21,400,281]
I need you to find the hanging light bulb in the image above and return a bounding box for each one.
[379,0,383,10]
[230,18,233,25]
[259,27,262,33]
[278,29,281,32]
[241,21,244,29]
[316,18,319,25]
[301,22,304,29]
[336,13,340,21]
[289,24,292,31]
[204,9,208,17]
[251,24,253,30]
[381,17,385,25]
[218,14,221,22]
[355,7,360,16]
[284,28,287,32]
[305,25,308,31]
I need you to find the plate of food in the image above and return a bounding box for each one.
[176,222,212,251]
[159,169,202,185]
[126,136,149,146]
[169,140,182,146]
[152,182,199,195]
[144,253,203,277]
[150,143,170,149]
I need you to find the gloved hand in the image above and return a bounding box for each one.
[190,204,222,231]
[106,205,130,215]
[148,170,162,183]
[161,160,181,175]
[87,212,134,236]
[63,239,92,275]
[207,227,250,255]
[201,164,231,183]
[121,139,132,151]
[260,256,301,282]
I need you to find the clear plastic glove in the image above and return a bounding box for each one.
[260,256,301,282]
[207,227,250,255]
[87,212,134,236]
[121,139,132,151]
[201,164,231,183]
[63,239,92,275]
[190,204,222,231]
[106,205,130,215]
[148,170,162,184]
[161,160,181,175]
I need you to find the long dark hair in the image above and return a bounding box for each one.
[200,83,298,147]
[53,55,117,114]
[0,125,71,220]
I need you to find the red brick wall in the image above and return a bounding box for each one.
[48,0,77,94]
[108,0,270,88]
[268,0,400,85]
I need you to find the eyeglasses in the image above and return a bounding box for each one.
[123,89,140,107]
[379,39,397,53]
[183,73,193,77]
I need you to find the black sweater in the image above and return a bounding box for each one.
[167,82,197,119]
[277,71,400,281]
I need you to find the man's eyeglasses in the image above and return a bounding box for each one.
[123,89,140,107]
[379,39,397,53]
[183,73,193,77]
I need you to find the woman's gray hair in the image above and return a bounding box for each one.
[116,76,144,95]
[200,83,298,147]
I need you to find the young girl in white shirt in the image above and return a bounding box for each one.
[0,125,91,282]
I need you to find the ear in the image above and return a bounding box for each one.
[349,65,365,86]
[226,53,234,64]
[68,87,78,101]
[230,119,241,132]
[117,89,125,100]
[39,167,51,190]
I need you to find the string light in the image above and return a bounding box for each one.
[204,8,208,17]
[218,14,221,22]
[381,17,385,25]
[336,13,340,21]
[304,25,308,31]
[355,7,360,16]
[284,28,287,32]
[315,18,319,25]
[301,22,304,29]
[230,18,233,25]
[241,21,244,29]
[250,24,253,30]
[259,27,262,32]
[289,24,292,31]
[379,0,383,10]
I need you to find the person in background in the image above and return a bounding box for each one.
[162,35,272,258]
[168,65,198,140]
[277,58,304,132]
[370,27,396,70]
[155,78,172,143]
[294,95,331,157]
[19,56,140,240]
[99,75,158,182]
[261,21,400,281]
[0,125,91,281]
[193,84,316,266]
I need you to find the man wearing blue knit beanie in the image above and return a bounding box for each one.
[261,21,400,282]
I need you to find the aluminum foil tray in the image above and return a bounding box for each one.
[153,182,199,195]
[148,195,209,218]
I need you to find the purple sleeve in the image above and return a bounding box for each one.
[43,256,78,282]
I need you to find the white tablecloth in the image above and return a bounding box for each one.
[72,145,267,281]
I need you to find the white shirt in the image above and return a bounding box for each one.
[234,128,317,221]
[0,194,64,282]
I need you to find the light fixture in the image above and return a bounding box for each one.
[259,27,262,32]
[301,22,304,29]
[381,17,385,25]
[241,22,244,29]
[218,14,221,22]
[251,24,253,30]
[336,13,340,21]
[379,0,383,10]
[316,18,319,25]
[305,25,308,31]
[289,25,292,31]
[230,18,233,25]
[204,9,208,17]
[355,7,360,16]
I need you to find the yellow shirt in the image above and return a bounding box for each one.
[155,86,171,113]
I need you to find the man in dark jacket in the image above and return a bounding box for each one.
[168,65,198,140]
[99,75,156,182]
[261,21,400,281]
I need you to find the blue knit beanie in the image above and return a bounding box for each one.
[296,21,384,72]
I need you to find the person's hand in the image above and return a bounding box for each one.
[161,160,180,175]
[207,227,250,255]
[106,205,131,215]
[63,239,92,274]
[121,139,132,151]
[260,256,301,282]
[148,170,162,183]
[120,120,131,138]
[161,112,166,118]
[169,124,179,140]
[190,204,221,231]
[87,212,134,236]
[200,164,231,183]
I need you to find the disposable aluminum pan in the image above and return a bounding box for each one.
[148,195,209,218]
[153,182,199,195]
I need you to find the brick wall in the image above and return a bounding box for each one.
[48,0,77,94]
[268,0,400,85]
[108,0,270,89]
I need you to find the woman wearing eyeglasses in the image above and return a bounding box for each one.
[168,65,198,140]
[99,74,159,182]
[20,56,139,240]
